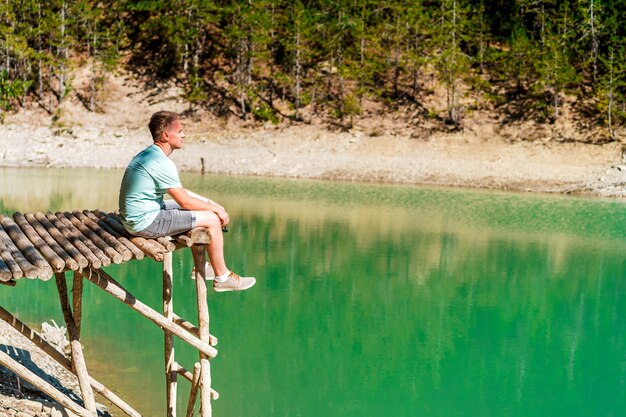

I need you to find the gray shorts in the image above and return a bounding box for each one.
[134,200,197,238]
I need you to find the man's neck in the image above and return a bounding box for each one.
[154,141,172,156]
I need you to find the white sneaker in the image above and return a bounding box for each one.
[213,272,256,292]
[190,262,215,280]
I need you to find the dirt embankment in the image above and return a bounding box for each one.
[1,68,626,197]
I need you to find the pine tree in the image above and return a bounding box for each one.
[433,0,471,126]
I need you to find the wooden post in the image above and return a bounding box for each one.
[192,245,212,417]
[55,272,97,416]
[163,251,177,417]
[73,271,84,339]
[186,363,202,417]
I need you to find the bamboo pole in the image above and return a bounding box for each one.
[0,222,40,278]
[192,245,212,417]
[54,212,109,267]
[1,214,53,279]
[13,212,65,272]
[83,268,218,358]
[33,212,88,269]
[74,211,133,261]
[83,211,144,261]
[55,272,97,416]
[163,251,177,417]
[0,350,93,417]
[185,363,202,417]
[64,212,123,264]
[0,305,142,417]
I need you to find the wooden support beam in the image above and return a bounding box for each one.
[83,268,218,358]
[25,213,79,271]
[171,314,218,346]
[0,350,93,417]
[163,252,177,417]
[55,272,97,416]
[192,245,212,417]
[13,212,65,272]
[34,212,88,269]
[174,234,193,247]
[186,228,212,245]
[0,305,141,417]
[73,271,84,339]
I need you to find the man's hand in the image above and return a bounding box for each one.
[215,207,229,226]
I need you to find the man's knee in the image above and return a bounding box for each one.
[195,211,221,229]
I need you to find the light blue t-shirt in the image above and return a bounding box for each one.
[119,144,182,233]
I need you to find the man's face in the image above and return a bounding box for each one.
[164,119,185,150]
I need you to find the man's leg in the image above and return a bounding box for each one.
[194,210,255,292]
[195,211,227,276]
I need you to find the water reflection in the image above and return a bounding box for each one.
[0,167,625,417]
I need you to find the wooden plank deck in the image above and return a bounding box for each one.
[0,210,188,283]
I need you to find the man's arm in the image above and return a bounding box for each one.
[167,187,229,225]
[184,188,225,210]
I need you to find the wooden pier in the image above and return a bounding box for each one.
[0,209,219,416]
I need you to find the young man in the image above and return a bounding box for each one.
[118,110,255,292]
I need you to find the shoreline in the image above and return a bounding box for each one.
[1,122,625,198]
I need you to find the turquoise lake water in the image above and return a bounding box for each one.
[0,167,625,416]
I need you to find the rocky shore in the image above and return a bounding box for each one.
[0,320,109,417]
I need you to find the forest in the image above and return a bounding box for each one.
[1,0,626,138]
